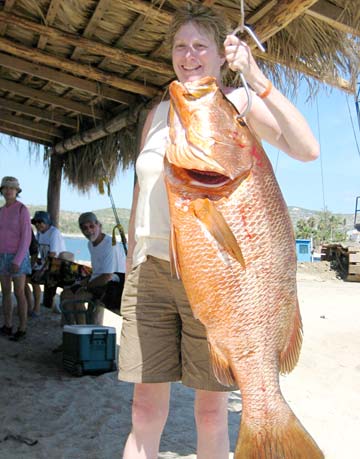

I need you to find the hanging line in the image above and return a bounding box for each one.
[316,98,327,213]
[231,0,266,119]
[98,156,128,255]
[356,80,360,132]
[345,94,360,158]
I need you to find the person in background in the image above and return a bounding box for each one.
[0,176,32,342]
[25,228,40,317]
[31,210,66,310]
[118,4,319,459]
[60,212,125,325]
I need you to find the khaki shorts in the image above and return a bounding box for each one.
[118,256,235,391]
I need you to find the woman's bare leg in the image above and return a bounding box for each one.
[32,283,41,314]
[195,390,230,459]
[123,383,171,459]
[13,275,28,331]
[0,275,13,328]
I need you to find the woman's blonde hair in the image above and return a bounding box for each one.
[167,3,230,56]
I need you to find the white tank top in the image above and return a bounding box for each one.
[132,100,171,267]
[131,89,243,268]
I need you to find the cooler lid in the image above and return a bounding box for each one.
[63,324,116,335]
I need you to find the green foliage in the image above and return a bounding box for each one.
[295,209,348,246]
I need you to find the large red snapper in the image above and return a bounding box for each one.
[164,76,324,459]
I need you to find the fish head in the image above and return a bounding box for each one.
[166,76,256,193]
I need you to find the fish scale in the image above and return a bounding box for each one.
[164,76,324,459]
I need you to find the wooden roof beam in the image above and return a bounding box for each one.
[0,0,16,35]
[0,126,53,146]
[114,0,172,24]
[98,16,145,71]
[52,108,133,155]
[246,0,278,25]
[306,0,360,37]
[0,97,78,129]
[1,121,56,144]
[0,36,159,98]
[0,112,64,138]
[250,0,319,42]
[0,77,104,119]
[52,100,148,155]
[71,0,113,61]
[0,11,174,78]
[37,0,62,50]
[0,53,137,105]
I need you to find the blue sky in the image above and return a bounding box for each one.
[0,84,359,215]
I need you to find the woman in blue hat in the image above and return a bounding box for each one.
[31,210,66,310]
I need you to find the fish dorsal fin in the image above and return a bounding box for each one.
[208,340,236,387]
[192,198,245,268]
[169,223,182,279]
[279,299,303,374]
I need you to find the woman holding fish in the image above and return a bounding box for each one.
[119,4,320,459]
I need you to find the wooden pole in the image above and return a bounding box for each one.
[47,154,63,227]
[52,103,147,154]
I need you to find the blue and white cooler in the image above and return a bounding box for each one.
[62,325,117,376]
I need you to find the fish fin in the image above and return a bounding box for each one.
[169,224,181,279]
[279,299,303,374]
[208,342,236,387]
[235,409,324,459]
[192,198,245,268]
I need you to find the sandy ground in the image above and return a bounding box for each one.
[0,262,359,459]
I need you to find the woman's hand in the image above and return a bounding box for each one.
[224,35,264,88]
[10,263,20,273]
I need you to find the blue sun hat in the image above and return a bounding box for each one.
[31,211,52,225]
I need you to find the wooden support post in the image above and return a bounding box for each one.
[47,154,63,227]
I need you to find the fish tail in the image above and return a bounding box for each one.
[235,410,324,459]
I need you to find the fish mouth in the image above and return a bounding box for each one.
[186,169,229,187]
[164,158,251,197]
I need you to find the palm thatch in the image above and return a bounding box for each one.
[0,0,359,191]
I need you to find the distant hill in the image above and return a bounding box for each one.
[0,199,130,235]
[39,206,131,235]
[0,199,355,234]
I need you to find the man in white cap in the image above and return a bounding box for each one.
[60,212,126,324]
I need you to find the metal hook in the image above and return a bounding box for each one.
[232,25,266,53]
[230,25,266,119]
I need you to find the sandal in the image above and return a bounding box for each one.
[0,325,13,336]
[9,330,26,342]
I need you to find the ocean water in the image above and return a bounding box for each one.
[64,236,90,262]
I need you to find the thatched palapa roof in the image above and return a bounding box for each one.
[0,0,359,190]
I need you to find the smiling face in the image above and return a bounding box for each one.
[172,22,225,84]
